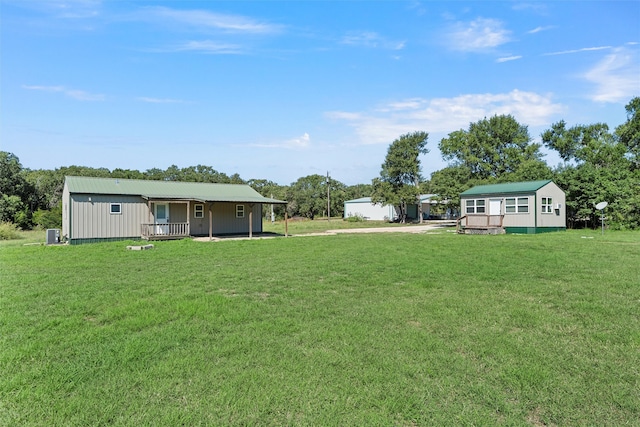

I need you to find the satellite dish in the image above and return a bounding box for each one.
[595,201,608,210]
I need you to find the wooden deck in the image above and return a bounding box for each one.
[456,215,505,234]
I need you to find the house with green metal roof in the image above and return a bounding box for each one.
[62,176,287,244]
[458,180,566,234]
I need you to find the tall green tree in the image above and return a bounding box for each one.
[439,114,546,181]
[542,116,636,229]
[371,131,429,223]
[426,165,473,217]
[616,96,640,170]
[0,152,33,227]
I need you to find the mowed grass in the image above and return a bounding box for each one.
[1,231,638,426]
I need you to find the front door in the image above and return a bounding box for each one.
[489,199,501,215]
[155,203,169,235]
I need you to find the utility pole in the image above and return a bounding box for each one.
[416,177,423,224]
[327,171,330,222]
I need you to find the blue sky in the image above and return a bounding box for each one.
[1,1,638,185]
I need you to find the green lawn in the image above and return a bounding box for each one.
[1,230,638,426]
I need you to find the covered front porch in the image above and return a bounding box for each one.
[140,199,287,240]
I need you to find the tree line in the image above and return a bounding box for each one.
[1,97,638,230]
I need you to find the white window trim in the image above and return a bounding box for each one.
[465,199,485,214]
[541,197,553,214]
[110,203,122,215]
[236,204,245,218]
[194,204,204,218]
[505,197,529,214]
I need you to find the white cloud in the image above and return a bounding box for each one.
[341,31,405,50]
[143,6,282,34]
[251,133,311,149]
[584,47,640,103]
[326,90,565,145]
[543,46,612,56]
[172,40,244,55]
[137,97,187,104]
[527,25,554,34]
[446,18,511,52]
[22,85,105,101]
[496,55,522,63]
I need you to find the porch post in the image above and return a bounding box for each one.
[186,201,190,236]
[146,199,152,238]
[285,211,288,237]
[248,204,254,238]
[209,203,213,241]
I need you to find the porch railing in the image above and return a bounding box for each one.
[457,214,504,233]
[141,223,190,239]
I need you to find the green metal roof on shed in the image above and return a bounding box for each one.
[65,176,287,204]
[460,180,553,196]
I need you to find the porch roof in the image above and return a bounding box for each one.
[65,176,287,204]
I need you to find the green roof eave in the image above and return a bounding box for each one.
[460,180,553,196]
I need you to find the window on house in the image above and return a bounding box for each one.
[517,197,529,213]
[194,204,204,218]
[236,204,245,218]
[505,198,529,213]
[505,198,516,213]
[541,197,553,213]
[465,199,485,214]
[110,203,121,214]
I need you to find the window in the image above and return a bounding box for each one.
[505,198,516,213]
[541,197,553,213]
[506,197,529,214]
[236,204,245,218]
[517,197,529,213]
[194,204,204,218]
[110,203,121,214]
[465,199,485,214]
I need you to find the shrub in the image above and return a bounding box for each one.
[33,206,62,230]
[345,213,365,222]
[0,221,22,240]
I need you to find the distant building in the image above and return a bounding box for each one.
[343,194,441,221]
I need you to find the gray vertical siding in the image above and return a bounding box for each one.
[69,194,148,240]
[537,182,566,228]
[62,184,70,239]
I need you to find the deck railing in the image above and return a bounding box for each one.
[141,223,190,239]
[457,214,504,232]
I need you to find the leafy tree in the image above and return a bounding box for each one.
[0,194,28,227]
[371,131,429,223]
[426,165,473,217]
[541,121,625,167]
[439,115,545,181]
[285,174,346,219]
[0,152,34,227]
[616,96,640,170]
[286,174,326,219]
[542,116,636,229]
[32,205,63,229]
[0,152,30,200]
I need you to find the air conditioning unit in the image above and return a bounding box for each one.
[555,203,562,209]
[46,229,60,245]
